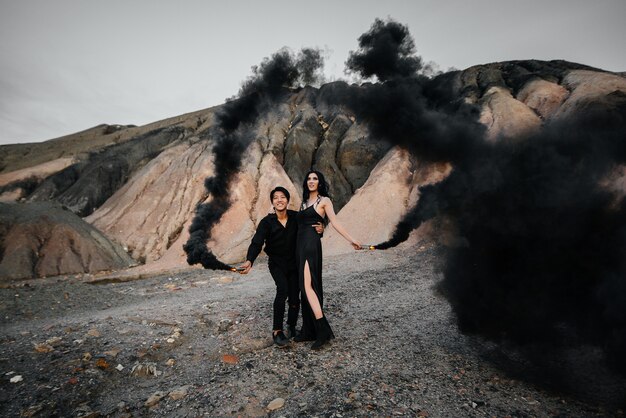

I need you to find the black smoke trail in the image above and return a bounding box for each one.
[183,48,324,270]
[325,17,626,386]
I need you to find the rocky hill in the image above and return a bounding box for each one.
[1,60,625,280]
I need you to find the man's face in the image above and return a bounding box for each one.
[272,191,288,211]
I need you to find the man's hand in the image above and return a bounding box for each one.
[239,260,252,274]
[313,222,324,235]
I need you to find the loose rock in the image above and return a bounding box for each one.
[144,391,166,407]
[168,385,191,400]
[267,397,285,411]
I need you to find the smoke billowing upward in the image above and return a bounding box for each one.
[328,17,626,382]
[436,108,626,375]
[183,48,324,270]
[330,19,486,165]
[346,18,423,81]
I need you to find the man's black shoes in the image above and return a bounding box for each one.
[273,331,289,347]
[285,325,299,340]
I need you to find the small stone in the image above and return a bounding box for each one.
[267,398,285,411]
[145,391,166,407]
[131,362,160,377]
[45,336,62,346]
[168,385,191,400]
[222,354,239,365]
[34,343,54,353]
[95,358,109,369]
[166,338,175,344]
[166,358,175,367]
[116,364,124,371]
[87,328,101,337]
[10,375,23,383]
[83,353,92,361]
[103,348,121,357]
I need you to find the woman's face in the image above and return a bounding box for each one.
[307,173,319,192]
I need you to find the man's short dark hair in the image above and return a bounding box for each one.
[270,186,290,202]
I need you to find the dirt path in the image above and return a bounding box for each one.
[1,245,624,417]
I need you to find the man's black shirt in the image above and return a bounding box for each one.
[246,210,298,265]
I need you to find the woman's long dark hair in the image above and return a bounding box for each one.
[302,170,329,206]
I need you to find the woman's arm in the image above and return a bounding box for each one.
[321,197,361,249]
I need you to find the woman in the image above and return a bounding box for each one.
[296,170,361,349]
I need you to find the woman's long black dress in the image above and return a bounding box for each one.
[296,204,327,339]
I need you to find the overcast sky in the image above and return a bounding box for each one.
[1,0,625,146]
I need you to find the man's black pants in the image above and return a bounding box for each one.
[268,259,300,331]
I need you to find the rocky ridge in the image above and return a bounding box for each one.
[0,60,625,279]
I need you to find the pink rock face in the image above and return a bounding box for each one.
[86,140,215,263]
[138,143,301,271]
[479,86,542,141]
[556,70,626,119]
[123,143,301,271]
[322,147,451,256]
[517,79,570,120]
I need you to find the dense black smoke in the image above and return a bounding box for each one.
[325,17,626,384]
[183,48,324,270]
[335,19,486,164]
[346,18,423,81]
[436,108,626,375]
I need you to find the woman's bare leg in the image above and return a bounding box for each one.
[303,260,323,319]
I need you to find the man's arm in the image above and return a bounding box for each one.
[240,218,269,274]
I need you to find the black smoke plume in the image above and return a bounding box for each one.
[436,108,626,377]
[338,19,486,163]
[183,48,324,270]
[325,17,626,386]
[346,18,423,81]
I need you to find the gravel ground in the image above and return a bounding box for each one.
[1,244,625,417]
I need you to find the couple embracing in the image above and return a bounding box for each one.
[239,170,361,350]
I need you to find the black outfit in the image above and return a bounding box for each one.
[246,210,299,331]
[297,203,333,340]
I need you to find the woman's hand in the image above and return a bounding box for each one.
[239,260,252,274]
[352,241,362,250]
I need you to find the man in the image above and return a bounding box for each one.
[239,186,323,347]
